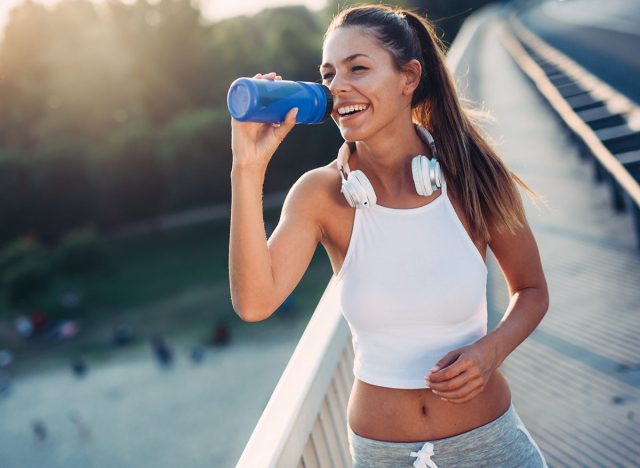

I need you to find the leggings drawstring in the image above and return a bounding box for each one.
[409,441,438,468]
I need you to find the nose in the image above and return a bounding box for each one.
[327,73,350,97]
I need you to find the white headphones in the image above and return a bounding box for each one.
[337,123,443,208]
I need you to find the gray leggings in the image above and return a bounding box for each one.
[347,401,549,467]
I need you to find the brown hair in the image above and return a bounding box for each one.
[324,4,548,243]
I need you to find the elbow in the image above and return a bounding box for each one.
[231,296,272,322]
[540,280,550,312]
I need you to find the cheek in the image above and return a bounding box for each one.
[366,81,403,110]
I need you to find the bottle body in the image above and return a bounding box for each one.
[227,77,333,125]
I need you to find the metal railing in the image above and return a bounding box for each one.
[502,11,640,250]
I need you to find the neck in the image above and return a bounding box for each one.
[352,118,433,199]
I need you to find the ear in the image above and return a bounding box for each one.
[401,59,422,96]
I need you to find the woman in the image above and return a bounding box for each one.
[229,4,550,467]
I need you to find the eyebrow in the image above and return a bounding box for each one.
[319,53,371,71]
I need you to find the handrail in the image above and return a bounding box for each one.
[503,14,640,209]
[500,12,640,252]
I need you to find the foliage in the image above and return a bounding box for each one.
[0,236,52,307]
[51,228,112,277]
[0,228,112,311]
[0,0,490,246]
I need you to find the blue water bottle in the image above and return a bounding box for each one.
[227,77,334,125]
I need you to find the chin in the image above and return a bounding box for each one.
[339,126,365,141]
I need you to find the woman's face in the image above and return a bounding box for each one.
[320,26,414,141]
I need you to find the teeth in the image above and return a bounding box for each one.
[338,104,369,115]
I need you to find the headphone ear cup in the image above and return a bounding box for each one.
[411,156,423,195]
[340,178,358,208]
[432,159,442,189]
[412,155,434,196]
[420,156,435,196]
[350,170,376,208]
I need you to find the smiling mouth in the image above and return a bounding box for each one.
[337,106,369,121]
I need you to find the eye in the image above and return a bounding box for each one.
[321,66,367,82]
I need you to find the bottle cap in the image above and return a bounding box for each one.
[320,85,334,123]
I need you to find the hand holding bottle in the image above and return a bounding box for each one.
[230,72,299,171]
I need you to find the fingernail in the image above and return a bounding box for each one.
[293,107,299,115]
[440,398,448,402]
[430,366,440,372]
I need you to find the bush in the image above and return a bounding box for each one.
[0,236,48,284]
[52,228,111,277]
[0,237,52,308]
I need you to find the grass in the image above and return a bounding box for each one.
[0,205,335,375]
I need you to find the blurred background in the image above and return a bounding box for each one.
[1,0,639,467]
[0,0,493,466]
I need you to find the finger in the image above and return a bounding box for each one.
[273,107,298,134]
[433,378,483,399]
[428,356,466,382]
[445,387,483,404]
[426,371,469,392]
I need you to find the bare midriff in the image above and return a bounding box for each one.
[347,369,512,442]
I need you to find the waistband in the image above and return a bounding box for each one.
[348,401,519,460]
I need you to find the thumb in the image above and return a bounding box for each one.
[272,107,298,141]
[287,107,299,126]
[432,351,460,372]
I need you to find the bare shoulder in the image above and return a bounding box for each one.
[288,160,340,205]
[282,160,343,240]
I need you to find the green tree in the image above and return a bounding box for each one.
[0,236,52,308]
[52,228,111,277]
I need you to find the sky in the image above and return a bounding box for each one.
[0,0,329,40]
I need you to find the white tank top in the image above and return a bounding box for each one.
[334,172,488,389]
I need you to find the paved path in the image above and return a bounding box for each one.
[0,311,312,468]
[477,17,640,467]
[107,191,287,239]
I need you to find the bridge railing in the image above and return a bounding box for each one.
[503,11,640,250]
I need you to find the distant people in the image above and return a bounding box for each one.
[68,410,91,439]
[15,315,34,339]
[189,346,205,364]
[0,368,11,398]
[150,335,173,367]
[31,419,47,441]
[71,357,88,378]
[0,349,13,368]
[0,350,14,398]
[57,319,79,340]
[112,322,134,346]
[29,310,47,335]
[211,322,230,346]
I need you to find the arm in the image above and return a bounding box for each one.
[478,217,549,367]
[228,71,315,321]
[229,167,325,322]
[228,165,273,320]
